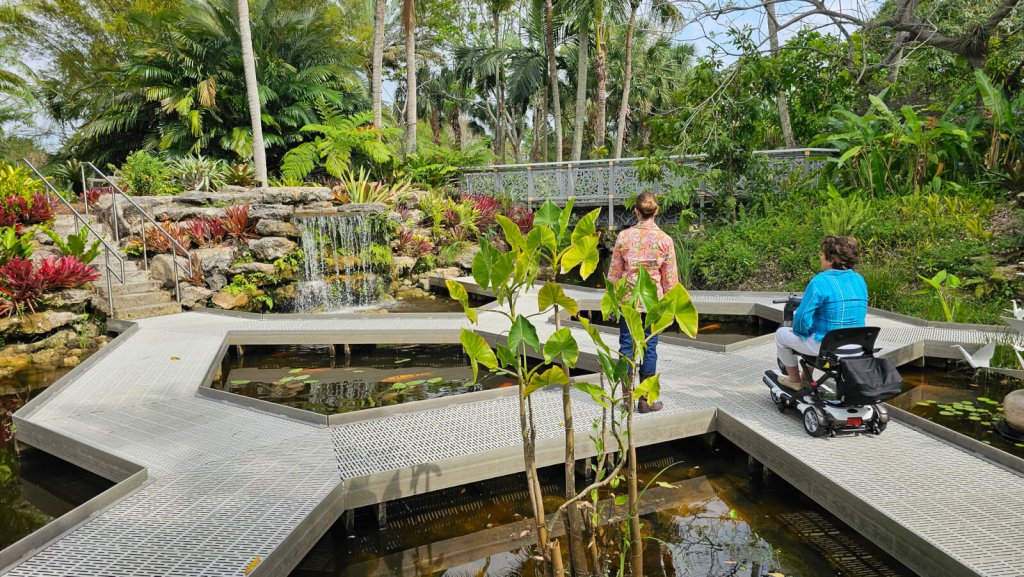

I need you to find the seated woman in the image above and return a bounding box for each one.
[776,236,868,390]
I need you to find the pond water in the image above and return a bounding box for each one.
[214,344,584,416]
[581,312,778,346]
[290,438,916,577]
[890,361,1024,459]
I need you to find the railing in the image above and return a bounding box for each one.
[22,160,126,315]
[83,162,193,303]
[460,148,839,211]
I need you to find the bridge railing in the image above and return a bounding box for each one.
[460,148,839,209]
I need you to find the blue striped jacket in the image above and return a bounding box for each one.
[793,269,868,341]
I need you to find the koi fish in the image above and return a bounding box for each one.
[380,372,433,383]
[496,381,517,388]
[699,323,721,332]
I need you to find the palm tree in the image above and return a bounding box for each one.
[568,0,592,160]
[71,0,365,166]
[402,0,417,154]
[543,0,563,162]
[372,0,387,131]
[487,0,515,162]
[237,0,267,186]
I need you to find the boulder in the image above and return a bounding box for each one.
[0,311,82,336]
[31,348,64,367]
[178,283,213,309]
[193,247,235,278]
[211,290,249,310]
[293,202,387,219]
[151,205,223,222]
[260,187,333,205]
[393,256,417,275]
[229,262,278,277]
[454,244,480,270]
[255,219,299,238]
[177,190,260,206]
[150,254,191,289]
[45,288,95,313]
[1005,390,1024,433]
[425,267,463,280]
[248,237,296,261]
[249,204,294,221]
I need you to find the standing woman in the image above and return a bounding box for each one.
[607,192,679,413]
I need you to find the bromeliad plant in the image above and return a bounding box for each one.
[446,200,698,576]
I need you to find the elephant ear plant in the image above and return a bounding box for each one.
[446,199,698,576]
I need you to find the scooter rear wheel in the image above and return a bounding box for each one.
[802,406,828,437]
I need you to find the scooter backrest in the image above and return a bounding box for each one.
[818,327,881,361]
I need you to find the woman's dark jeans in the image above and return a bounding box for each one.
[618,315,658,380]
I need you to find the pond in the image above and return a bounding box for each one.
[290,437,916,577]
[890,360,1024,459]
[580,312,778,346]
[214,344,589,416]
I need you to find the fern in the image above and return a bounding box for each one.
[280,109,397,180]
[820,185,867,237]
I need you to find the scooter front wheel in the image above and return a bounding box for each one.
[802,406,828,437]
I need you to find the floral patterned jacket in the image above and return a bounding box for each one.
[607,221,679,305]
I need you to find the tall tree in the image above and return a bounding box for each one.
[372,0,387,131]
[764,0,795,147]
[402,0,417,153]
[544,0,564,161]
[237,0,267,185]
[571,9,590,160]
[612,0,638,158]
[489,0,514,162]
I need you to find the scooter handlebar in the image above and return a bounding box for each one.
[772,298,791,303]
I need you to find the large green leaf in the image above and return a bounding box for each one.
[975,70,1011,128]
[633,266,659,312]
[580,317,609,353]
[543,328,579,368]
[537,282,579,316]
[561,236,600,279]
[496,214,526,250]
[508,314,540,353]
[573,381,609,408]
[621,305,646,357]
[635,374,661,404]
[461,328,497,383]
[496,344,516,367]
[570,208,601,245]
[524,365,569,397]
[527,226,558,259]
[472,242,499,290]
[490,252,516,295]
[558,198,576,241]
[663,284,699,338]
[446,279,478,323]
[535,200,562,232]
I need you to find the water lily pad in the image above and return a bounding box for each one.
[395,358,412,364]
[406,380,425,386]
[289,368,303,374]
[953,411,964,415]
[937,404,952,410]
[427,377,444,383]
[306,380,320,384]
[391,382,408,390]
[961,400,973,405]
[981,421,991,426]
[968,416,981,421]
[938,411,955,416]
[280,376,295,383]
[977,397,992,402]
[230,380,250,385]
[294,375,310,380]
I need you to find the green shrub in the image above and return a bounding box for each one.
[113,151,176,196]
[169,155,228,192]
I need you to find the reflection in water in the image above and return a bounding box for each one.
[291,439,915,577]
[891,362,1024,458]
[214,344,582,416]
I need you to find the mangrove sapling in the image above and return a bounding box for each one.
[600,267,699,576]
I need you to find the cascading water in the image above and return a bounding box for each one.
[295,214,386,312]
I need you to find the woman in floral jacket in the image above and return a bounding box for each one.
[607,192,678,413]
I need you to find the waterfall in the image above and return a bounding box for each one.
[295,214,386,312]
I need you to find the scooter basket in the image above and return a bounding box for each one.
[836,357,902,404]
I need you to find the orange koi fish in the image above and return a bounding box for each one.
[699,324,721,332]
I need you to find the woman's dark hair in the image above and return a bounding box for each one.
[635,192,659,219]
[822,236,859,270]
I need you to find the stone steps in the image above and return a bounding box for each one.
[50,215,184,320]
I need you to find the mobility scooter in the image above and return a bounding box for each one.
[763,296,902,437]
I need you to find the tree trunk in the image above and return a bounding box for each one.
[626,374,643,576]
[572,23,589,162]
[593,1,607,155]
[764,0,796,148]
[451,107,463,150]
[237,0,267,186]
[430,107,442,145]
[372,0,386,132]
[544,0,563,162]
[403,0,417,154]
[613,2,637,159]
[493,9,506,162]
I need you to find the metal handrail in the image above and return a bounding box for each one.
[83,162,193,303]
[21,160,126,315]
[462,148,840,173]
